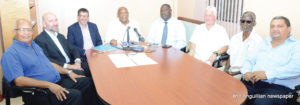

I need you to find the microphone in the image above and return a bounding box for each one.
[126,26,131,44]
[133,28,145,42]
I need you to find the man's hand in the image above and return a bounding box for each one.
[244,72,254,82]
[207,53,217,64]
[67,64,83,71]
[48,83,69,101]
[110,39,118,46]
[68,71,85,83]
[252,71,267,82]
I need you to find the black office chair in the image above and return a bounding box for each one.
[287,85,300,105]
[2,77,52,105]
[212,53,230,68]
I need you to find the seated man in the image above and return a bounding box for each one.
[1,19,100,105]
[34,12,91,77]
[241,16,300,105]
[224,11,262,80]
[146,4,186,49]
[67,8,103,61]
[105,7,141,46]
[189,6,229,65]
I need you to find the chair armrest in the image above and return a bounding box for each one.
[10,86,48,95]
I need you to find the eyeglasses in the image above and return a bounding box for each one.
[15,28,33,32]
[240,20,252,24]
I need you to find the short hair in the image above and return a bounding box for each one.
[205,6,217,17]
[271,16,291,27]
[78,8,89,16]
[241,11,256,23]
[161,4,171,9]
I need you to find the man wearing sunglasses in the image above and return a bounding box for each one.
[240,16,300,105]
[224,11,262,80]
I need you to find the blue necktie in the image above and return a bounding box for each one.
[161,21,168,45]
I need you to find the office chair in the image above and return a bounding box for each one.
[212,53,229,68]
[287,85,300,105]
[2,77,52,105]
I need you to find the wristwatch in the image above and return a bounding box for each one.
[213,51,219,56]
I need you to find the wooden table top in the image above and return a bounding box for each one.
[86,46,247,105]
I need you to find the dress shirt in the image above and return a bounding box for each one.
[105,18,140,43]
[1,40,61,83]
[147,17,186,49]
[228,31,262,72]
[190,23,229,62]
[80,25,94,50]
[241,35,300,89]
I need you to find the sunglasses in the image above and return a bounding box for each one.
[240,20,252,24]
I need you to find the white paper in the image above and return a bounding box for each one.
[128,53,157,66]
[108,54,137,68]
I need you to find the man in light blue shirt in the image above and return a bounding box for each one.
[241,16,300,105]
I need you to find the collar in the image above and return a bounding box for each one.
[45,29,58,37]
[13,40,34,47]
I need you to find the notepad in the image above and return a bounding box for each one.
[108,53,157,68]
[93,45,120,52]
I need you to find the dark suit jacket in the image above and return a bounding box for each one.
[34,30,81,67]
[67,22,102,58]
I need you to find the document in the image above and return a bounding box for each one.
[108,53,157,68]
[108,54,136,68]
[128,53,157,65]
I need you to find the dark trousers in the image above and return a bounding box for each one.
[22,71,103,105]
[81,61,92,77]
[242,80,293,105]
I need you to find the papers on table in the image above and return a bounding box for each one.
[108,54,136,68]
[108,53,157,68]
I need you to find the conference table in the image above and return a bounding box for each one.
[86,45,247,105]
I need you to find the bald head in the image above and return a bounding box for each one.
[42,12,59,33]
[117,7,129,25]
[14,19,33,45]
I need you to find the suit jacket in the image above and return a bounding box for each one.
[67,22,102,58]
[34,30,81,66]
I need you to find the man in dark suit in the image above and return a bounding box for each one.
[35,12,91,77]
[67,8,102,61]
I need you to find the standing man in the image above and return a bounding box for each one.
[224,11,262,80]
[241,16,300,105]
[67,8,103,61]
[105,7,141,46]
[147,4,186,49]
[189,6,229,65]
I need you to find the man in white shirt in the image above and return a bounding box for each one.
[224,11,262,80]
[189,6,229,65]
[147,4,186,49]
[105,7,141,46]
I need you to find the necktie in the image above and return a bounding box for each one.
[161,21,168,45]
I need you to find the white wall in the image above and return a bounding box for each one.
[178,0,207,21]
[244,0,300,39]
[36,0,176,41]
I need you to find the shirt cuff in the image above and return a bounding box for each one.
[74,58,81,63]
[63,63,68,68]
